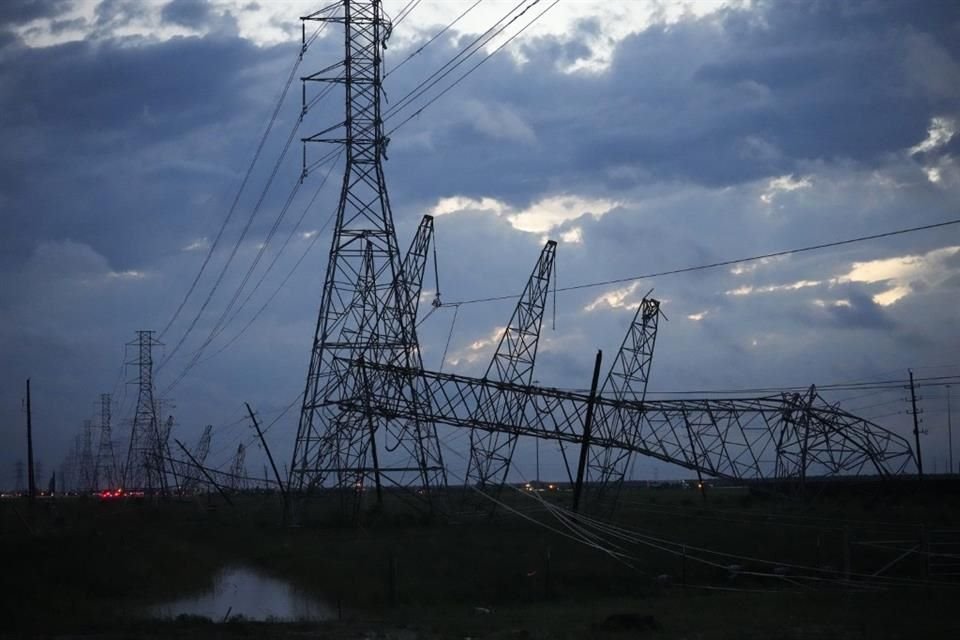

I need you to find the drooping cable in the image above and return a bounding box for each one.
[448,217,960,306]
[158,17,333,340]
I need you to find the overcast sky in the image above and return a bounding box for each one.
[2,0,959,486]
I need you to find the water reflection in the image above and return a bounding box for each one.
[152,565,335,622]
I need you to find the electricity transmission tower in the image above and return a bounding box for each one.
[583,297,661,513]
[179,425,212,493]
[229,443,248,491]
[123,330,168,492]
[94,393,118,490]
[291,0,445,510]
[466,241,556,496]
[14,460,24,493]
[77,419,96,493]
[281,0,916,520]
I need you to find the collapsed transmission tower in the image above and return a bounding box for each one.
[123,330,168,492]
[94,393,118,491]
[179,425,212,493]
[582,298,661,513]
[281,1,917,520]
[291,0,445,506]
[466,241,556,495]
[229,443,248,491]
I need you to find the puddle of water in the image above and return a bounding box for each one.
[151,565,336,622]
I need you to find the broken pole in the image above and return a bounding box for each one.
[573,350,603,514]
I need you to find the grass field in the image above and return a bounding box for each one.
[2,482,959,638]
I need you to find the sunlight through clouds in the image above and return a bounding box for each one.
[430,194,618,234]
[726,246,960,307]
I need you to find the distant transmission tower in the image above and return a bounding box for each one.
[14,460,24,493]
[94,393,118,490]
[179,425,212,493]
[229,443,248,491]
[123,330,167,492]
[290,0,445,509]
[77,419,96,492]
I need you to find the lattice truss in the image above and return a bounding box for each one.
[291,0,444,504]
[351,357,916,487]
[123,330,173,492]
[466,241,556,492]
[290,1,915,515]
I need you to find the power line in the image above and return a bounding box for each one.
[388,0,560,134]
[204,150,344,348]
[159,42,306,340]
[383,0,533,122]
[448,217,960,306]
[392,0,422,27]
[556,374,960,398]
[198,154,344,364]
[157,116,306,377]
[384,0,485,80]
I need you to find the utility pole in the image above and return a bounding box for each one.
[26,379,36,502]
[573,350,603,514]
[14,460,24,494]
[947,385,954,475]
[174,439,233,507]
[909,369,923,479]
[246,402,288,520]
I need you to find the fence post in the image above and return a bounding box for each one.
[842,527,852,581]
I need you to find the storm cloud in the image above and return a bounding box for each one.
[1,0,958,483]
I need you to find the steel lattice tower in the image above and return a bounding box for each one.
[180,425,212,493]
[466,241,556,495]
[77,419,96,492]
[229,443,248,491]
[94,393,118,491]
[583,298,660,514]
[123,330,167,492]
[290,0,445,505]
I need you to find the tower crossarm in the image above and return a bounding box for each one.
[349,360,917,482]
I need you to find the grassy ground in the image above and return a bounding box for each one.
[1,483,959,638]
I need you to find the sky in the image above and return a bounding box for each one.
[1,0,959,488]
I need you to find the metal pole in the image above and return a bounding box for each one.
[572,350,603,514]
[174,439,233,507]
[26,379,36,501]
[909,369,923,479]
[535,437,540,485]
[246,402,288,517]
[947,385,954,475]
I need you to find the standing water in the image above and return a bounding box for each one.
[151,565,336,622]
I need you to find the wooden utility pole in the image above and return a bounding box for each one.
[572,350,603,514]
[909,369,923,479]
[26,379,36,501]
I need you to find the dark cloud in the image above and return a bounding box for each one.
[94,0,150,29]
[161,0,213,29]
[50,16,86,35]
[382,0,959,202]
[0,32,303,269]
[0,0,958,480]
[0,0,72,26]
[820,290,896,330]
